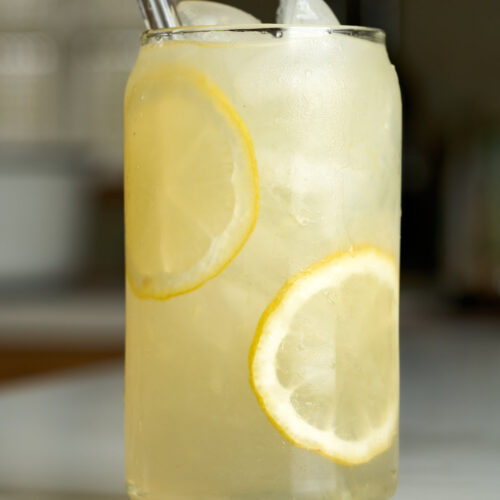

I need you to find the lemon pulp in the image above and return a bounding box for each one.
[125,66,259,300]
[250,247,399,465]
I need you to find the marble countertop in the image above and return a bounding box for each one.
[0,291,499,499]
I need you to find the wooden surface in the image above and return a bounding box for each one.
[0,289,125,383]
[0,346,123,384]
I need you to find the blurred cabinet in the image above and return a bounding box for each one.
[0,0,141,171]
[0,32,61,141]
[68,28,139,171]
[441,126,500,302]
[0,0,141,288]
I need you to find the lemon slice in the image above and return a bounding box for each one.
[125,66,259,300]
[250,247,399,465]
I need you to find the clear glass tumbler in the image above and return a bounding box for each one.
[125,26,401,500]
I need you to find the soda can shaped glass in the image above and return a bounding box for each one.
[125,25,401,500]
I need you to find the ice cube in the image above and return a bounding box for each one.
[277,0,340,25]
[177,1,260,27]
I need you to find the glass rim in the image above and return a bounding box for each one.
[142,25,386,44]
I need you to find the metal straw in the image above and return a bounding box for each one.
[137,0,181,29]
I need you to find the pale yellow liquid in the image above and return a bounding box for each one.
[125,28,401,500]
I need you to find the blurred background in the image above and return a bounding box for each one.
[0,0,499,499]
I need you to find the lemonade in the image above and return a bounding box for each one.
[124,20,401,500]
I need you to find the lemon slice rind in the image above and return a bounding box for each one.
[249,247,398,466]
[126,67,259,301]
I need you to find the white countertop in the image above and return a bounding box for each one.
[0,364,126,498]
[0,292,499,499]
